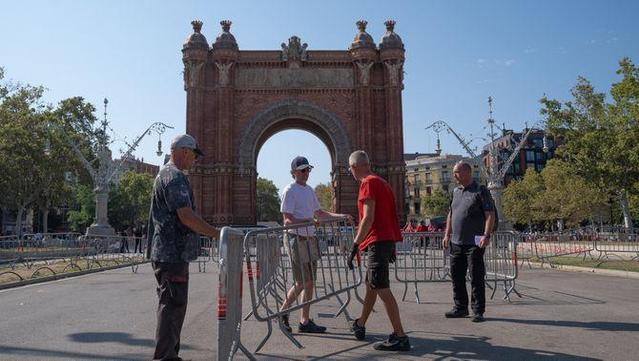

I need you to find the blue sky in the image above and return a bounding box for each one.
[2,1,638,193]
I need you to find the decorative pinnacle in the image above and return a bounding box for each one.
[220,20,232,32]
[356,20,368,32]
[384,20,396,31]
[191,20,203,33]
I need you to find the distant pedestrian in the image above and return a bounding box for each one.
[347,150,410,351]
[147,134,221,361]
[442,161,496,323]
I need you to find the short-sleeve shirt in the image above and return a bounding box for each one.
[280,182,321,237]
[450,181,495,245]
[357,175,402,251]
[149,162,197,263]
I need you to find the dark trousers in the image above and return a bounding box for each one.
[450,243,486,315]
[134,239,143,253]
[152,262,189,361]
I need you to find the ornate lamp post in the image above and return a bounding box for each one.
[425,97,536,229]
[46,98,173,235]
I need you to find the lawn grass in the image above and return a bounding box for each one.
[540,255,639,273]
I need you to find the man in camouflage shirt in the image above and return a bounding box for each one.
[147,134,220,361]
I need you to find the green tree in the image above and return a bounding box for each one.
[67,183,95,232]
[108,171,154,231]
[421,189,451,218]
[314,183,333,211]
[256,177,281,222]
[541,57,639,228]
[536,160,607,229]
[502,168,545,227]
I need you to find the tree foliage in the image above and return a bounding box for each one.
[421,189,451,218]
[541,57,639,225]
[256,177,281,222]
[108,171,154,231]
[502,160,607,229]
[314,183,333,211]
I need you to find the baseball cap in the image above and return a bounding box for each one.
[291,156,313,171]
[171,134,204,156]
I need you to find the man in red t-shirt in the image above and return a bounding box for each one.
[346,150,410,352]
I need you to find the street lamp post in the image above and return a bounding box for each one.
[425,97,536,229]
[47,98,173,235]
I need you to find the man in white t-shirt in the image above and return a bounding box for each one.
[279,156,352,334]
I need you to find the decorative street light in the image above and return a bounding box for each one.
[46,98,173,235]
[425,97,537,229]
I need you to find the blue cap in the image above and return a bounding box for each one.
[291,156,313,171]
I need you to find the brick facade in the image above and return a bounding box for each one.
[182,20,406,225]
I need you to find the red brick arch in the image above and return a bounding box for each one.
[182,21,406,225]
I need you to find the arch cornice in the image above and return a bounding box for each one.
[237,99,352,168]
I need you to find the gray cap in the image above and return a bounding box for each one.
[171,134,204,156]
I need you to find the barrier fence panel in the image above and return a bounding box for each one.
[484,232,520,301]
[516,231,596,267]
[217,227,254,361]
[594,231,639,262]
[395,232,448,304]
[395,231,521,303]
[243,218,360,352]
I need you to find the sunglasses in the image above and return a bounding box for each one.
[299,168,311,173]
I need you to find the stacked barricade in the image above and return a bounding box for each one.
[484,232,520,301]
[217,218,360,360]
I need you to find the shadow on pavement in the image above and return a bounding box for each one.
[257,332,602,361]
[489,317,639,332]
[67,332,154,347]
[0,345,145,361]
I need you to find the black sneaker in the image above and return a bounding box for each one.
[471,313,485,323]
[280,314,292,333]
[373,333,410,351]
[351,319,366,340]
[444,308,469,318]
[298,319,327,333]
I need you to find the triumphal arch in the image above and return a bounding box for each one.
[181,19,406,225]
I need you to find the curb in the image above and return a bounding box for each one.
[0,261,150,291]
[525,261,639,280]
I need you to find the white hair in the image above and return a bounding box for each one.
[349,150,370,166]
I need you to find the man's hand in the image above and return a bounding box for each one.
[479,235,490,248]
[443,235,450,250]
[347,243,359,270]
[342,214,354,223]
[210,228,220,240]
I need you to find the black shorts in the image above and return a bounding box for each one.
[365,241,396,289]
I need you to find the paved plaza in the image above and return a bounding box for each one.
[0,263,637,360]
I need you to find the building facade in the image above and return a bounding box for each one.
[404,153,482,218]
[481,128,558,186]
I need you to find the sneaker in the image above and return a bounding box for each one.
[280,314,292,333]
[471,313,485,323]
[444,308,469,318]
[298,319,327,333]
[351,319,366,340]
[373,333,410,351]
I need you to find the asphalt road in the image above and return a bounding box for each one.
[1,263,638,361]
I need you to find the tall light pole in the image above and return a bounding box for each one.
[425,97,536,229]
[46,98,173,235]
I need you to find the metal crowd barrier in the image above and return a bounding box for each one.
[395,231,521,303]
[217,219,360,360]
[516,231,596,267]
[594,231,639,262]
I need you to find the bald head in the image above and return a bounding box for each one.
[453,161,473,186]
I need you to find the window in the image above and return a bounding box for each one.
[414,202,421,215]
[442,170,450,182]
[426,186,432,195]
[414,186,420,197]
[526,150,535,161]
[473,171,480,180]
[532,138,543,148]
[425,173,432,183]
